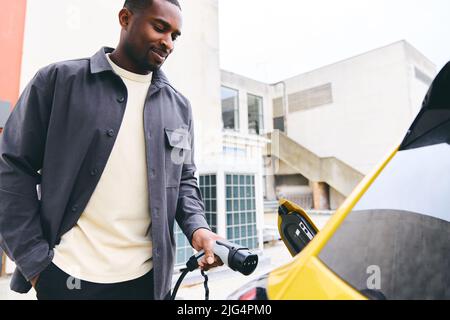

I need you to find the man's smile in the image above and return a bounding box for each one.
[150,48,168,63]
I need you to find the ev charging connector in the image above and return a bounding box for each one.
[170,239,258,300]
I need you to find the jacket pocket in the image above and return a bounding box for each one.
[164,127,191,187]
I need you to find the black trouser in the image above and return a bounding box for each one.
[35,263,154,300]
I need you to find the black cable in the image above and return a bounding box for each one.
[171,254,203,300]
[170,268,190,300]
[171,253,216,300]
[201,270,209,300]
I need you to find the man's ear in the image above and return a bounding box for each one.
[118,8,132,29]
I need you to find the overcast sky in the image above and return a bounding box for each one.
[218,0,450,83]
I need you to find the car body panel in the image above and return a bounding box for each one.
[267,147,398,300]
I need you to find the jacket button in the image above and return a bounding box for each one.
[150,169,156,177]
[117,96,125,103]
[71,205,78,212]
[107,129,115,137]
[90,169,98,176]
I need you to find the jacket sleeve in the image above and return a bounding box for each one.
[0,69,54,281]
[175,104,211,244]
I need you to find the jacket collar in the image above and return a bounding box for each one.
[90,47,170,88]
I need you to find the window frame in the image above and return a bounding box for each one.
[221,86,240,132]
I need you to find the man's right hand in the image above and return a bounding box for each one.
[30,275,40,288]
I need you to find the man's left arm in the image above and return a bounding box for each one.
[175,109,223,269]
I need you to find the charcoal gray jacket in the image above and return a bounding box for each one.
[0,47,210,300]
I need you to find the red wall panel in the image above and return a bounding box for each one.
[0,0,27,111]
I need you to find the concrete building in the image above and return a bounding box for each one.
[225,40,436,211]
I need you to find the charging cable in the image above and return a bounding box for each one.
[170,240,258,300]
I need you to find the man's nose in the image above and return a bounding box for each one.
[161,34,174,52]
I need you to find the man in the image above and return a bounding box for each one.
[0,0,222,300]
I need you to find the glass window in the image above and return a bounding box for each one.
[226,187,232,198]
[174,224,193,266]
[233,199,239,211]
[248,94,264,135]
[199,174,217,233]
[273,116,285,132]
[221,86,239,131]
[0,100,11,129]
[240,212,246,223]
[226,200,232,211]
[240,199,246,210]
[225,173,258,249]
[246,186,252,197]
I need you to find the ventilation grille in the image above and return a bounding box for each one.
[273,97,284,117]
[288,83,333,113]
[414,67,433,86]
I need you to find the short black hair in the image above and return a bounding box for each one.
[124,0,181,12]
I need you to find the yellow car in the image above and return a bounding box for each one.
[230,62,450,300]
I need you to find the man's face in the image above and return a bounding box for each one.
[122,0,182,72]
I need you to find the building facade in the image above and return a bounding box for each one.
[222,41,436,212]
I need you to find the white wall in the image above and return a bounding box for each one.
[404,41,437,120]
[21,0,122,89]
[20,0,223,161]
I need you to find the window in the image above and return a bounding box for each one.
[0,100,11,133]
[175,174,218,266]
[199,174,217,233]
[273,116,285,132]
[174,224,193,266]
[247,94,264,135]
[174,174,217,266]
[223,146,247,157]
[225,174,258,249]
[221,86,239,131]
